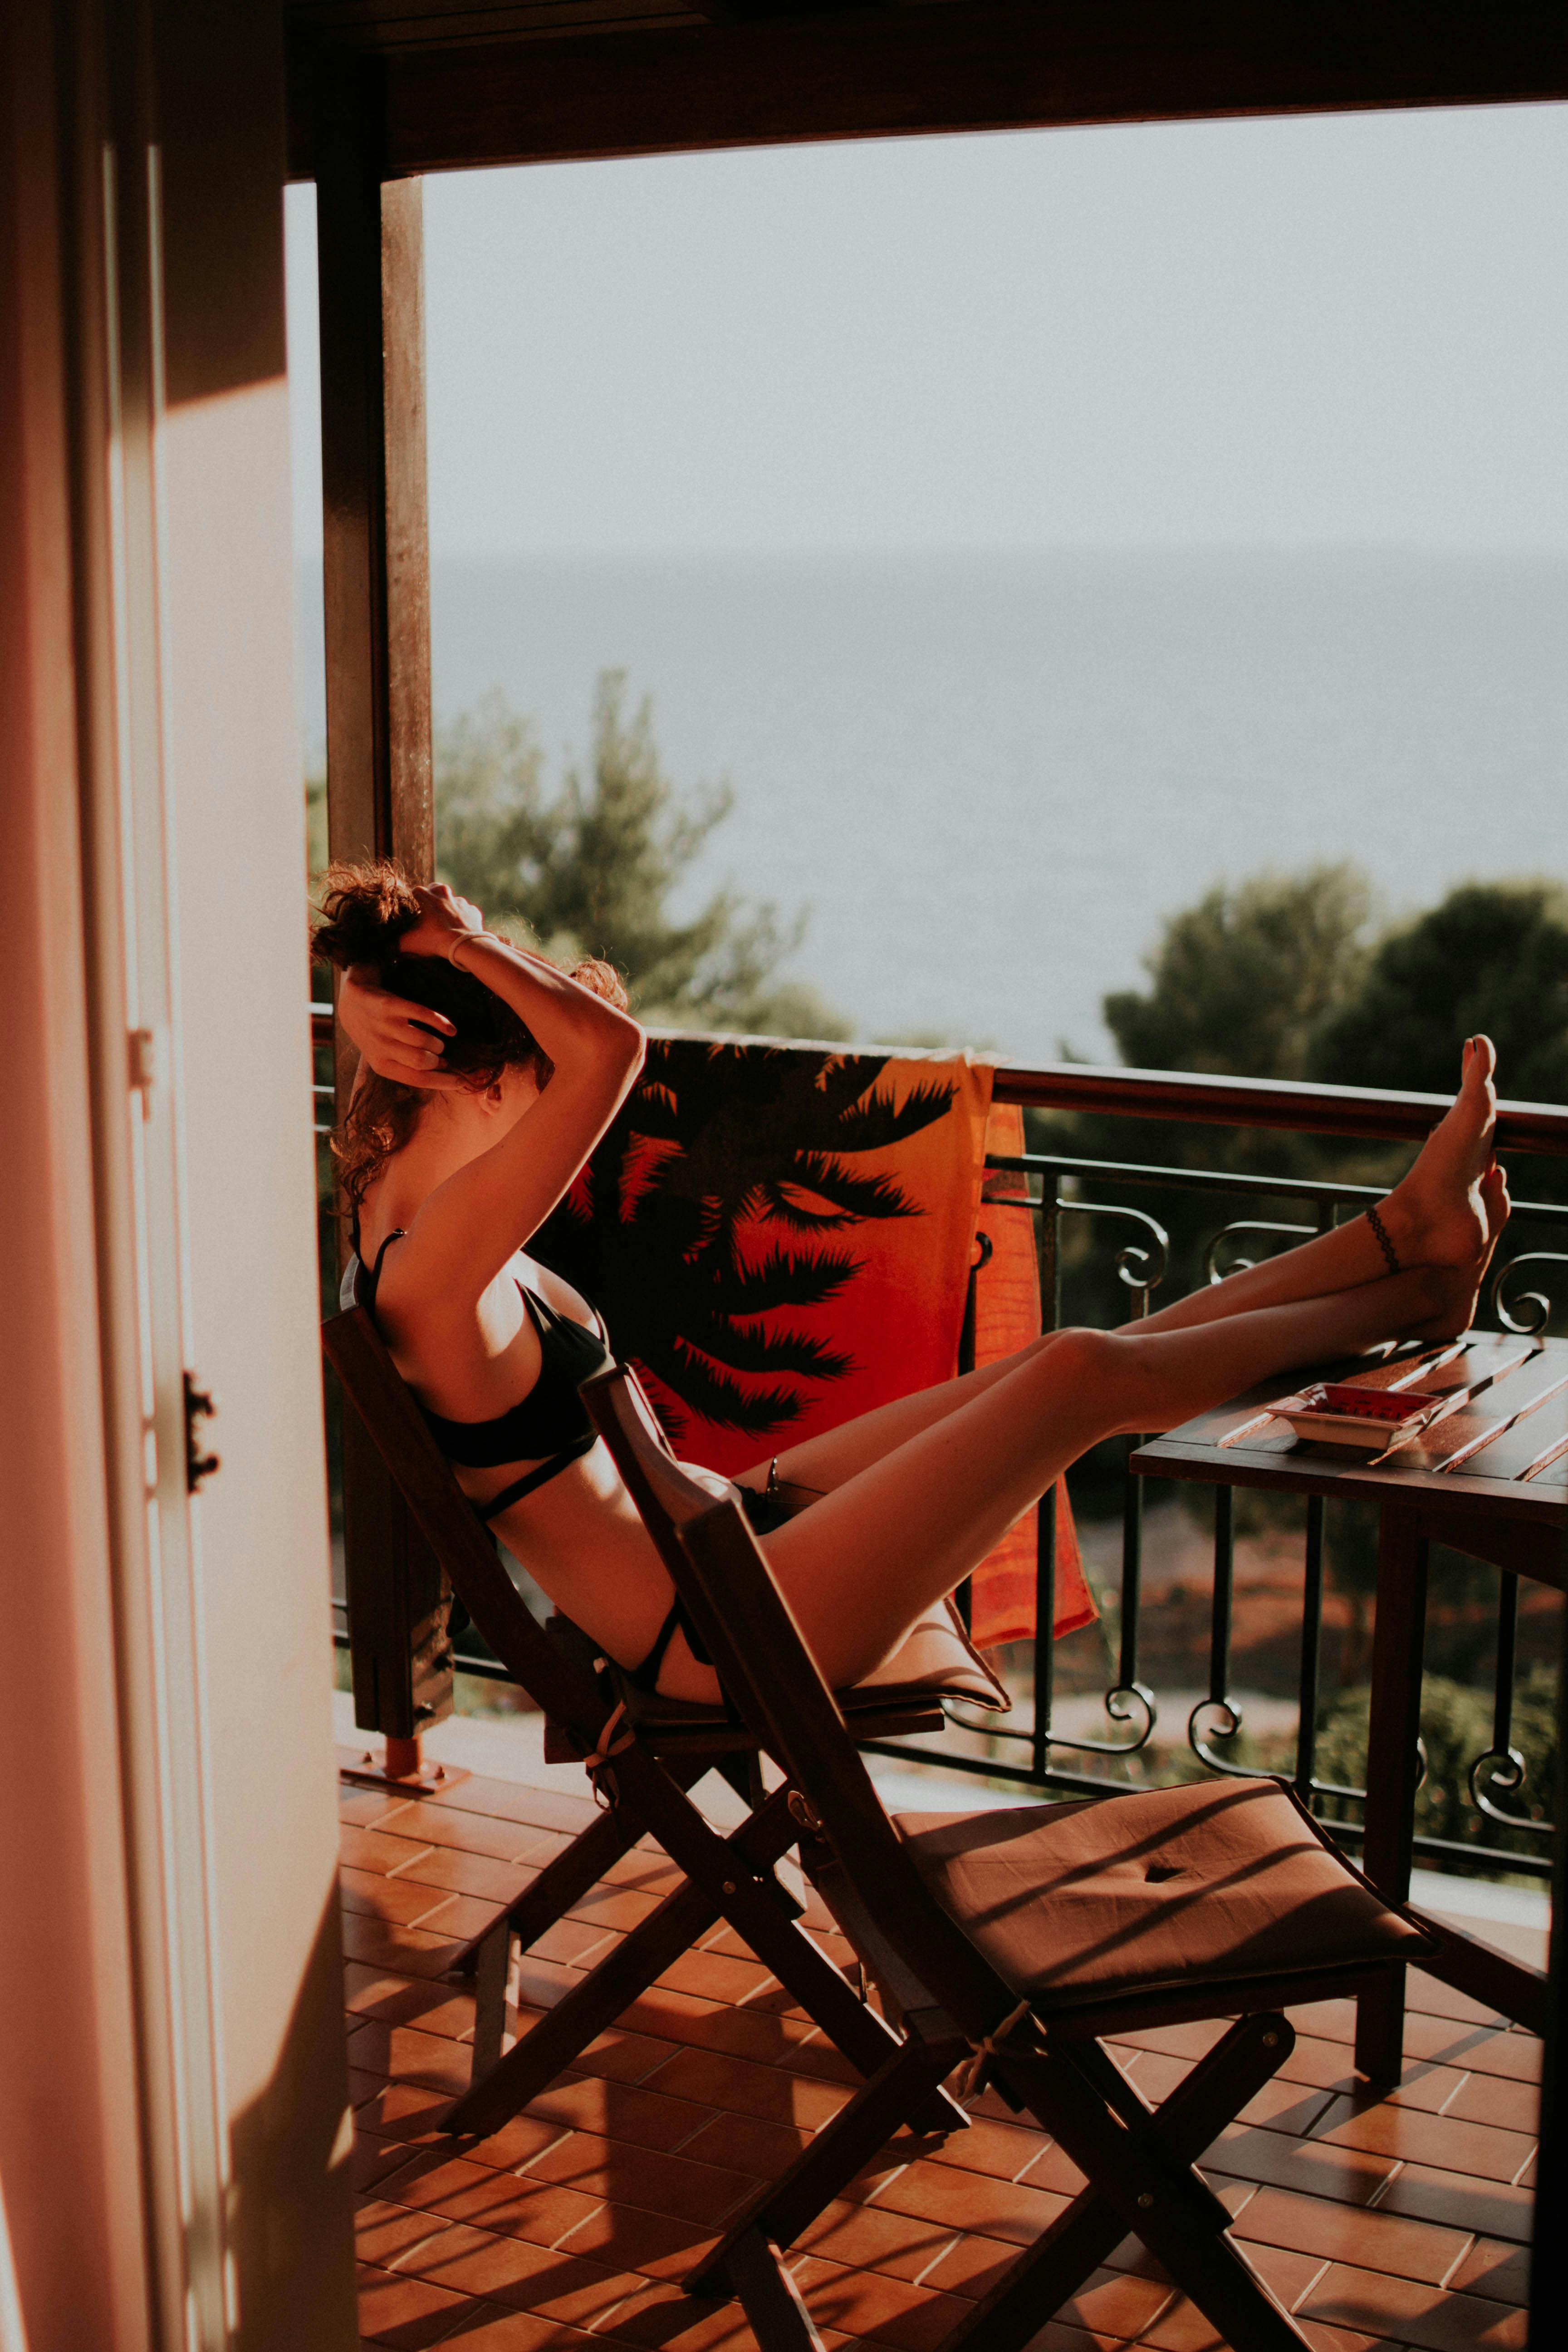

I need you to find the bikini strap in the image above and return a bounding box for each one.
[363,1227,407,1307]
[371,1227,407,1272]
[515,1276,608,1347]
[473,1429,598,1522]
[626,1594,713,1693]
[518,1283,557,1332]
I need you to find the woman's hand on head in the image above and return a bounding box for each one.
[338,964,464,1091]
[397,882,486,960]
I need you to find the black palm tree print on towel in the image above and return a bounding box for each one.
[532,1038,959,1441]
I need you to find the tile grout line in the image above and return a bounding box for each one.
[1437,2230,1479,2293]
[369,1844,440,1879]
[381,2218,457,2276]
[1364,2157,1404,2210]
[430,2289,495,2350]
[507,2123,576,2179]
[1434,2068,1470,2117]
[910,2230,967,2290]
[581,2277,657,2339]
[1287,2254,1331,2313]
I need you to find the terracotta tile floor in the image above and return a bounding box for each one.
[340,1760,1539,2352]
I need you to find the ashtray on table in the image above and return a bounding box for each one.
[1274,1382,1450,1452]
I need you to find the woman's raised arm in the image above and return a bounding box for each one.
[395,886,640,1077]
[382,885,645,1308]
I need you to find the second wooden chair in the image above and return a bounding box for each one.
[584,1359,1438,2352]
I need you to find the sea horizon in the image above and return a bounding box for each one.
[295,545,1568,1065]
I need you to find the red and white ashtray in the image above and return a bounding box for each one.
[1275,1382,1450,1452]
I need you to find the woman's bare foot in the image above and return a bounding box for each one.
[1404,1162,1511,1339]
[1380,1036,1499,1270]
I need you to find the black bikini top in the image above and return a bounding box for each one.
[358,1227,612,1519]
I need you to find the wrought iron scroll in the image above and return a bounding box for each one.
[1490,1250,1568,1337]
[1467,1570,1553,1840]
[1189,1484,1254,1776]
[1204,1220,1316,1286]
[1057,1196,1170,1319]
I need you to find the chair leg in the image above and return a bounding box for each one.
[468,1913,513,2090]
[447,1873,716,2136]
[726,2230,828,2352]
[1147,2219,1310,2352]
[654,1779,938,2100]
[701,2013,1305,2352]
[451,1769,959,2142]
[1000,2026,1311,2352]
[936,2013,1297,2352]
[449,1802,646,1982]
[691,2011,970,2298]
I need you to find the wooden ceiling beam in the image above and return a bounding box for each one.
[360,0,1568,178]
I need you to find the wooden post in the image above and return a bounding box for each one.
[316,61,432,894]
[315,54,451,1759]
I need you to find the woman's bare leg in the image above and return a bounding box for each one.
[734,1335,1060,1494]
[1131,1036,1503,1339]
[738,1044,1507,1502]
[660,1257,1465,1698]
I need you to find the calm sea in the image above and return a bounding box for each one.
[294,550,1568,1064]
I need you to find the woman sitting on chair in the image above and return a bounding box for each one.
[316,865,1509,1704]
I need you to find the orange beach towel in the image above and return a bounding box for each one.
[532,1037,1093,1647]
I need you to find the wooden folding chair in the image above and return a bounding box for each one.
[584,1362,1441,2352]
[322,1284,1009,2141]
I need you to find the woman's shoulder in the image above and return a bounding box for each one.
[372,1225,526,1339]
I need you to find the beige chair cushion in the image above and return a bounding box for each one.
[843,1601,1009,1713]
[614,1598,1009,1733]
[894,1777,1431,2011]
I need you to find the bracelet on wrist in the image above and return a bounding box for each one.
[448,930,494,971]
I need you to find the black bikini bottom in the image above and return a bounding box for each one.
[453,1468,814,1695]
[627,1479,807,1694]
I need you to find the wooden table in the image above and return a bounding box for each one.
[1133,1329,1566,2086]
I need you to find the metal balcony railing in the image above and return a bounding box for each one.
[313,1004,1568,1879]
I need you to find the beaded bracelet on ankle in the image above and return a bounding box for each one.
[1366,1203,1401,1277]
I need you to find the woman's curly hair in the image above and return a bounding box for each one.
[312,861,627,1217]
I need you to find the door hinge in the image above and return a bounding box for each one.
[184,1372,220,1493]
[129,1025,163,1107]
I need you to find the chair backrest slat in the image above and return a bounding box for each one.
[583,1366,1005,2034]
[580,1362,710,1589]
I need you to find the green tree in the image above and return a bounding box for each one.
[1315,1668,1559,1867]
[306,765,328,885]
[1032,867,1382,1336]
[435,672,851,1039]
[1312,879,1568,1106]
[1102,865,1374,1081]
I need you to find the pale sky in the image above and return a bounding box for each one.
[287,102,1568,558]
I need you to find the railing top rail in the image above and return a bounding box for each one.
[995,1062,1567,1155]
[985,1150,1568,1220]
[308,1007,1568,1157]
